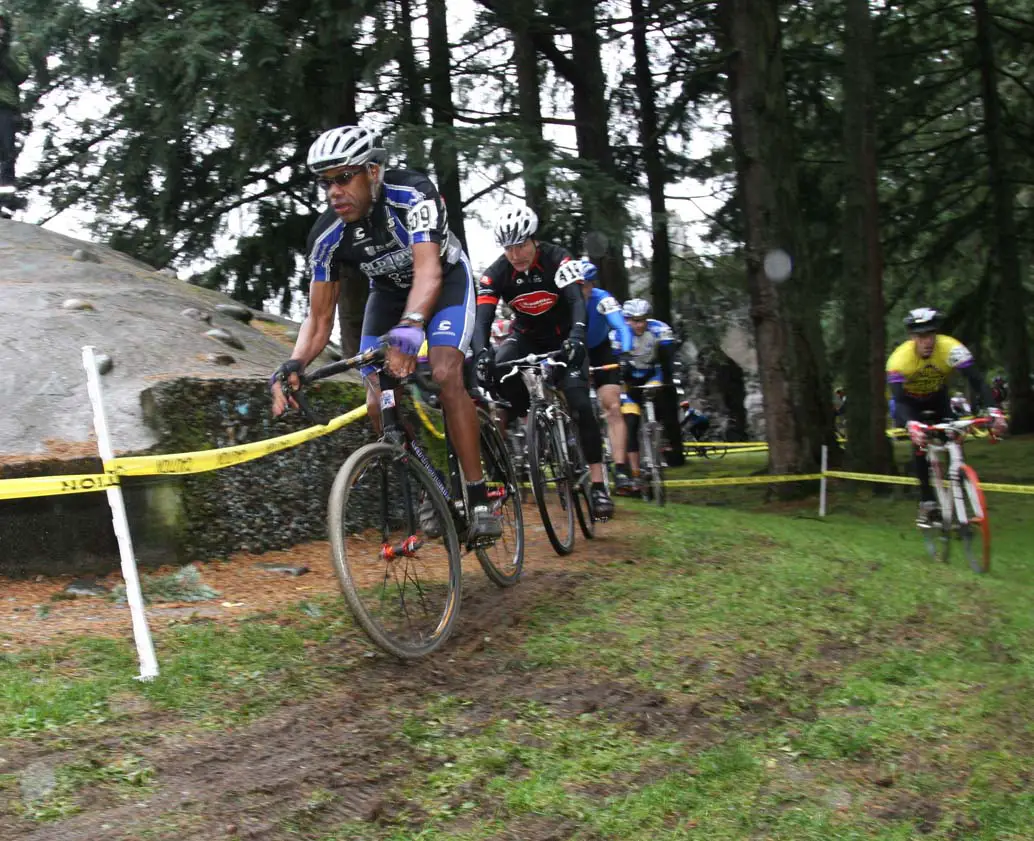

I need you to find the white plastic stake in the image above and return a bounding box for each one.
[82,346,159,681]
[819,444,828,518]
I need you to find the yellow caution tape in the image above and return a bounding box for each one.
[684,445,768,455]
[664,473,823,488]
[413,395,446,440]
[979,482,1034,495]
[107,405,369,477]
[0,472,120,500]
[825,470,1034,495]
[824,469,917,487]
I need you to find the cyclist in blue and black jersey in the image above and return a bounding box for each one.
[576,259,635,493]
[618,298,678,483]
[269,124,500,541]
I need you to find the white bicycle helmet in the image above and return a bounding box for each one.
[903,307,941,334]
[493,204,539,247]
[623,298,651,319]
[307,125,387,174]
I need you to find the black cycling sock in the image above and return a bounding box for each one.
[466,479,488,507]
[616,462,630,476]
[592,481,606,493]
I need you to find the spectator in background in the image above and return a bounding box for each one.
[991,376,1008,409]
[0,8,30,195]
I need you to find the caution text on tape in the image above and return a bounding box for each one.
[0,472,120,501]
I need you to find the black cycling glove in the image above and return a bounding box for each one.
[270,358,304,391]
[475,347,496,388]
[562,337,585,368]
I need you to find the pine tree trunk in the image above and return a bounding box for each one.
[630,0,672,325]
[972,0,1034,433]
[426,0,467,250]
[396,0,427,171]
[718,0,834,476]
[842,0,892,473]
[512,0,549,221]
[568,13,628,300]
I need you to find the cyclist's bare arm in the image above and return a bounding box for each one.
[272,280,339,416]
[294,280,340,365]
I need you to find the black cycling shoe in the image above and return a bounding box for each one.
[419,492,443,538]
[915,500,940,529]
[614,473,635,496]
[592,487,615,519]
[468,504,503,542]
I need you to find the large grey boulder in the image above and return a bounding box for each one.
[0,220,346,457]
[0,220,363,577]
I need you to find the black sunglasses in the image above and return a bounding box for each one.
[317,170,365,190]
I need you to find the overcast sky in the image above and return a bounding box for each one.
[16,0,726,313]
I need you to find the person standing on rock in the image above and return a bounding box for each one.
[0,8,30,197]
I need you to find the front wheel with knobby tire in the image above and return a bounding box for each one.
[328,441,462,659]
[958,465,990,574]
[526,402,575,555]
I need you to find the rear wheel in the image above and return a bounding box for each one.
[700,428,729,460]
[526,403,575,555]
[474,408,524,587]
[957,465,990,574]
[640,422,666,506]
[328,442,462,659]
[566,420,596,538]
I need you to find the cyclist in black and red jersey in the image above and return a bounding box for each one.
[471,204,615,518]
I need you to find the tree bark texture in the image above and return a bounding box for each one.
[972,0,1034,433]
[630,0,673,325]
[512,0,550,220]
[842,0,892,473]
[396,0,427,171]
[426,0,468,250]
[718,0,833,475]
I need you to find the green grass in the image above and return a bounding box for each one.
[0,597,366,741]
[2,437,1034,838]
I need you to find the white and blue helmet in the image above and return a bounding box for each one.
[307,125,387,174]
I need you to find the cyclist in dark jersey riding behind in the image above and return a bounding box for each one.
[472,204,615,518]
[269,124,500,540]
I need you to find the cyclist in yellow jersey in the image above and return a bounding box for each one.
[886,308,1006,526]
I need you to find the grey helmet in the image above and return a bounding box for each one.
[622,298,651,319]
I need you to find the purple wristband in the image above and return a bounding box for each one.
[387,324,425,356]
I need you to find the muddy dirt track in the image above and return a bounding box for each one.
[1,517,678,841]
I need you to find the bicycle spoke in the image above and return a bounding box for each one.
[329,443,462,658]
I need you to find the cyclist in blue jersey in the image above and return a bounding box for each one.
[269,125,500,541]
[577,259,635,493]
[619,298,677,483]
